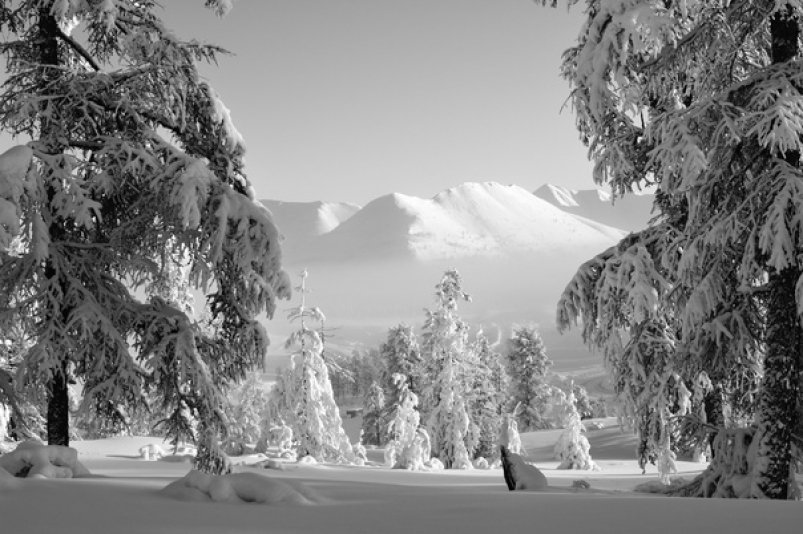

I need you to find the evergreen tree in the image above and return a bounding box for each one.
[546,0,802,498]
[553,390,597,471]
[505,326,553,431]
[469,329,507,459]
[223,372,269,456]
[361,381,386,447]
[386,373,431,470]
[380,323,422,400]
[572,384,593,420]
[282,270,353,463]
[0,2,289,473]
[420,269,476,468]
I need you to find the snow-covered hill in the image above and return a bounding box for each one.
[259,182,629,372]
[534,184,654,232]
[260,199,360,258]
[287,182,626,264]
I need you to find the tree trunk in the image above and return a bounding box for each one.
[703,383,725,460]
[751,267,800,499]
[47,371,70,446]
[38,3,72,447]
[748,8,802,500]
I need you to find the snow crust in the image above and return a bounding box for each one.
[1,423,800,533]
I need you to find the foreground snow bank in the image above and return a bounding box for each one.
[0,441,91,483]
[161,470,322,505]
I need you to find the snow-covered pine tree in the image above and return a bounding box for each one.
[420,269,476,469]
[361,380,386,447]
[386,373,430,470]
[282,270,353,463]
[573,383,593,420]
[0,2,290,473]
[223,372,269,456]
[546,0,803,498]
[380,323,422,401]
[505,325,553,431]
[553,389,597,471]
[470,329,507,459]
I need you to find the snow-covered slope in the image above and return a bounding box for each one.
[294,182,625,263]
[260,199,360,259]
[534,184,654,232]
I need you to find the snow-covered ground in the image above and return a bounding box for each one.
[1,420,800,533]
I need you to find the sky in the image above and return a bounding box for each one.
[157,0,594,204]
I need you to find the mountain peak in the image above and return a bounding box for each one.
[534,183,653,232]
[286,181,625,264]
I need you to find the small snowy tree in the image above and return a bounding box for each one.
[361,381,386,447]
[386,373,430,470]
[553,390,598,471]
[573,384,593,420]
[505,326,553,431]
[282,271,353,463]
[224,373,269,456]
[421,270,476,468]
[0,2,290,473]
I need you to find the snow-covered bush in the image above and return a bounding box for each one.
[0,440,91,479]
[352,433,367,466]
[553,392,597,471]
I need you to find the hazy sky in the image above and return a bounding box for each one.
[0,1,594,205]
[160,1,593,204]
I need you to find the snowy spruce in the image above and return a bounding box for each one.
[552,0,803,498]
[0,0,291,474]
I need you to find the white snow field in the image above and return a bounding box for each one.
[1,420,800,534]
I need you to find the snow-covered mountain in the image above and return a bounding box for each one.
[278,182,626,264]
[259,182,629,372]
[260,199,361,259]
[534,184,654,232]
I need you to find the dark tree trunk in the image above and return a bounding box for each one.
[38,4,72,447]
[749,8,802,500]
[47,371,70,446]
[753,268,800,499]
[703,384,724,460]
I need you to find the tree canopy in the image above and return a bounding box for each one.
[0,0,290,473]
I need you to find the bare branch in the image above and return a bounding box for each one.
[55,27,100,72]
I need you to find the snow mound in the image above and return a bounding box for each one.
[500,446,548,491]
[139,443,167,461]
[161,470,321,505]
[0,441,91,480]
